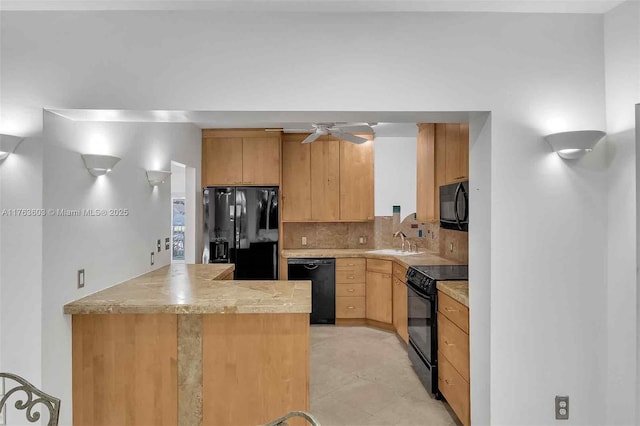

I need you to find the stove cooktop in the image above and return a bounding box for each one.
[410,265,468,281]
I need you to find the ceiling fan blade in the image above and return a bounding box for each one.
[330,124,374,133]
[302,132,323,144]
[283,128,315,133]
[331,131,368,144]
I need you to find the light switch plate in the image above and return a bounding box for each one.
[157,239,161,252]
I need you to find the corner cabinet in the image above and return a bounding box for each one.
[392,261,408,344]
[281,134,374,222]
[202,130,281,187]
[416,123,469,222]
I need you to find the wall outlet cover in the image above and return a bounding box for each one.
[157,239,161,252]
[555,395,569,420]
[301,236,307,246]
[165,237,170,250]
[77,269,85,289]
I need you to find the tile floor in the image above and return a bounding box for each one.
[310,326,459,426]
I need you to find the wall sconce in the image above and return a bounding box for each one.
[146,170,171,186]
[545,130,606,160]
[0,134,24,161]
[82,154,121,176]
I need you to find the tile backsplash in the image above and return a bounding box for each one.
[283,214,468,264]
[283,222,375,249]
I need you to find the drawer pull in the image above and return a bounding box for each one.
[347,306,355,309]
[347,276,355,279]
[444,340,455,346]
[347,263,355,266]
[347,289,355,293]
[445,379,454,385]
[444,307,458,312]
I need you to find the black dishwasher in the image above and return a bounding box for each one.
[288,258,336,324]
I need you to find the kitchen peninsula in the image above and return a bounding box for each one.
[64,264,311,426]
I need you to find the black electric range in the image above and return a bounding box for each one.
[406,264,468,397]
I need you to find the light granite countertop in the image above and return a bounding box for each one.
[63,264,311,315]
[437,281,469,307]
[281,248,464,268]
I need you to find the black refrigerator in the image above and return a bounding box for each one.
[202,187,279,279]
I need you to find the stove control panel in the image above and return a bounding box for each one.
[406,267,436,295]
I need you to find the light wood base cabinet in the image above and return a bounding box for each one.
[335,258,366,319]
[365,259,392,324]
[71,313,309,426]
[437,290,470,426]
[392,261,408,344]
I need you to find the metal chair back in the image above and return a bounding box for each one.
[0,372,60,426]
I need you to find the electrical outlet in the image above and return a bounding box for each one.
[449,242,454,252]
[301,236,307,246]
[555,395,569,420]
[150,252,155,266]
[359,236,366,245]
[157,239,161,252]
[165,237,170,250]
[77,269,85,289]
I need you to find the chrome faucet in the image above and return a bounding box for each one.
[393,231,407,252]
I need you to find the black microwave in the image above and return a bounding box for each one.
[440,181,469,232]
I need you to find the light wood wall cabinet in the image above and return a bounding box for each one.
[281,134,374,222]
[365,259,392,324]
[202,130,281,187]
[311,140,341,221]
[335,258,366,318]
[416,123,469,222]
[437,290,470,426]
[282,134,312,221]
[392,261,408,344]
[340,140,374,221]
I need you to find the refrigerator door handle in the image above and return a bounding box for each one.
[202,189,210,264]
[273,244,277,280]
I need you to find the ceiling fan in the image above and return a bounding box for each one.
[282,122,376,144]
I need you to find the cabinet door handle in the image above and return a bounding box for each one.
[347,276,355,279]
[347,306,355,309]
[347,263,355,266]
[444,340,455,346]
[444,307,458,312]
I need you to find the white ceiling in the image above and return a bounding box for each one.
[0,0,626,13]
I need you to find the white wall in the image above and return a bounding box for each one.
[0,10,619,425]
[604,2,640,424]
[0,136,43,426]
[39,112,200,424]
[374,136,417,217]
